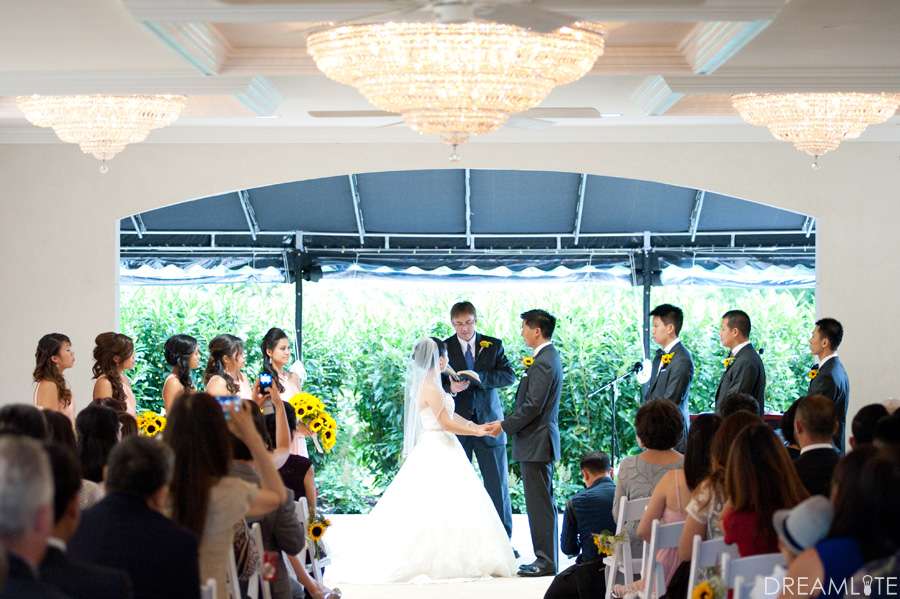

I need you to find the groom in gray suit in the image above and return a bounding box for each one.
[487,309,563,577]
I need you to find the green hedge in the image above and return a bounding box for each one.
[121,281,814,513]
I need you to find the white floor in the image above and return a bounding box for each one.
[322,513,575,598]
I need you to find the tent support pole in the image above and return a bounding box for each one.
[294,250,303,359]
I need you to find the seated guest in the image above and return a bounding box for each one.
[793,395,841,497]
[717,392,759,419]
[873,410,900,461]
[612,400,684,558]
[722,423,808,556]
[68,436,200,599]
[780,401,802,459]
[118,412,138,437]
[0,404,48,439]
[545,451,616,599]
[679,411,759,560]
[0,436,68,599]
[39,444,133,599]
[849,403,888,451]
[75,404,119,486]
[44,410,77,450]
[780,447,900,599]
[846,550,900,599]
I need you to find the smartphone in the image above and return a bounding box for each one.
[215,395,240,418]
[258,372,273,394]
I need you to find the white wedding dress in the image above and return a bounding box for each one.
[327,392,517,584]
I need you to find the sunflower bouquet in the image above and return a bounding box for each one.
[307,511,331,559]
[592,530,628,556]
[288,392,338,453]
[137,411,166,437]
[692,575,727,599]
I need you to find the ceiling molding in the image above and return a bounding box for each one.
[634,76,684,116]
[681,20,771,75]
[592,47,691,75]
[665,72,900,94]
[141,22,231,76]
[0,72,259,95]
[234,77,285,115]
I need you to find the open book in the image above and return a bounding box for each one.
[445,366,485,390]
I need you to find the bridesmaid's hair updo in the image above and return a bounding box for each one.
[164,334,199,391]
[92,332,134,407]
[204,334,244,394]
[33,333,73,409]
[260,328,290,394]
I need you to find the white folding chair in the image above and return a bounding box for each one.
[226,546,242,599]
[686,535,739,599]
[721,552,784,599]
[296,501,332,585]
[638,519,686,599]
[250,522,273,599]
[604,496,650,599]
[201,578,217,599]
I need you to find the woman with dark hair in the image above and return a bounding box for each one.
[612,399,686,558]
[117,412,138,437]
[204,334,253,399]
[722,423,808,556]
[162,334,201,414]
[76,404,120,485]
[780,447,900,599]
[33,333,76,424]
[257,327,312,457]
[91,332,137,417]
[44,409,77,449]
[780,399,802,459]
[679,411,760,559]
[0,404,49,439]
[612,413,722,597]
[164,392,287,595]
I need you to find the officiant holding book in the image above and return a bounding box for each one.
[445,301,516,538]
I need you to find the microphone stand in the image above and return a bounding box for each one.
[588,366,641,462]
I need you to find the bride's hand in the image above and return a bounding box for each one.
[475,423,491,437]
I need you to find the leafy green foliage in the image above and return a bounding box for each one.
[120,280,814,513]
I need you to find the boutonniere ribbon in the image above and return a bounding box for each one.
[808,369,818,380]
[723,357,735,370]
[661,352,674,365]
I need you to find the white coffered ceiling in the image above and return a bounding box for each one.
[1,0,899,146]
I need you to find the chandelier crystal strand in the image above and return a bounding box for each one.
[16,94,187,172]
[731,92,900,167]
[307,21,604,147]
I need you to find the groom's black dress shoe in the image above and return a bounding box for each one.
[517,565,555,577]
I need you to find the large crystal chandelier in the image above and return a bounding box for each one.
[731,92,900,168]
[306,21,604,149]
[16,94,187,172]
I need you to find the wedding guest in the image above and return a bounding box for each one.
[205,334,253,399]
[722,423,808,556]
[779,447,900,599]
[792,395,841,497]
[714,310,765,416]
[612,399,684,558]
[164,392,286,594]
[545,451,616,599]
[780,401,802,459]
[849,403,888,450]
[92,332,137,417]
[39,443,133,599]
[644,303,694,451]
[679,411,760,559]
[44,410,77,450]
[33,333,77,424]
[805,318,849,453]
[0,404,49,439]
[872,410,900,461]
[717,392,759,419]
[613,414,721,598]
[257,327,312,457]
[75,404,119,488]
[118,413,138,438]
[69,436,201,599]
[0,436,63,599]
[162,334,201,414]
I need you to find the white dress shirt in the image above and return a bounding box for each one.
[532,341,552,358]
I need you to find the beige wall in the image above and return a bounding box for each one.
[2,141,898,442]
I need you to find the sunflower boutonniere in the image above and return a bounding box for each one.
[723,357,735,370]
[522,357,534,368]
[480,340,492,349]
[661,352,674,365]
[808,368,819,380]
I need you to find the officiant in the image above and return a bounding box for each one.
[444,301,516,538]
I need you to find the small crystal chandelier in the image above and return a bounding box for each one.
[306,21,604,152]
[731,92,900,168]
[16,94,187,173]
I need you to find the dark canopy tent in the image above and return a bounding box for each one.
[119,169,815,355]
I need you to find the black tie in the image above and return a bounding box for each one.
[655,348,664,358]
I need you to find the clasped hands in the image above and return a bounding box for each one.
[480,420,503,438]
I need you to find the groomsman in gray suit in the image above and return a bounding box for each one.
[487,309,563,577]
[714,309,766,417]
[644,303,694,450]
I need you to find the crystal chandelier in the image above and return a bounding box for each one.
[306,21,604,150]
[16,94,187,173]
[731,92,900,168]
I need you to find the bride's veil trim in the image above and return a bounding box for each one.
[402,337,441,460]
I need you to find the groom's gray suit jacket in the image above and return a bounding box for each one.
[502,344,562,462]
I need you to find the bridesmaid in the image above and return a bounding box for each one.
[91,332,137,417]
[204,334,253,400]
[162,334,201,413]
[256,327,312,456]
[33,333,77,425]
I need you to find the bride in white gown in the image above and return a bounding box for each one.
[327,336,517,584]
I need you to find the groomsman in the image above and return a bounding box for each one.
[444,302,516,538]
[806,318,850,453]
[714,309,766,417]
[644,303,694,449]
[487,309,563,577]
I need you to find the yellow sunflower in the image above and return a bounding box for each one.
[692,582,714,599]
[523,357,534,367]
[309,523,326,541]
[309,417,325,432]
[808,369,818,380]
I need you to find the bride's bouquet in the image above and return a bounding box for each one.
[289,392,338,453]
